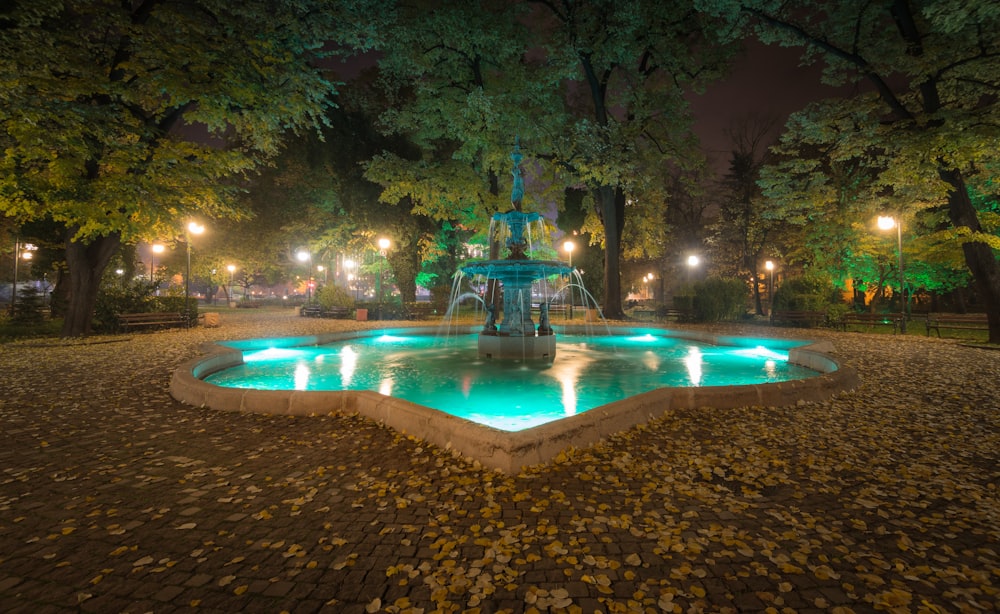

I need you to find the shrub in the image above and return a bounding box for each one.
[772,275,841,312]
[316,284,354,310]
[691,277,748,322]
[11,286,46,326]
[93,278,160,332]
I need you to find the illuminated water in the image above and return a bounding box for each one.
[205,333,817,431]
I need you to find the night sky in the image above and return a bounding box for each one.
[688,40,844,176]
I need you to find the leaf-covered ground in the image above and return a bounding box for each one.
[0,310,996,613]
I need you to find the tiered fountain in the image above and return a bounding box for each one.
[460,140,574,360]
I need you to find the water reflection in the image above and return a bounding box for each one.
[340,346,358,388]
[294,362,310,391]
[684,346,703,386]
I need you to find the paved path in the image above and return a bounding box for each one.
[0,310,996,613]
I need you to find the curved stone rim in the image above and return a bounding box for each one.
[170,326,860,474]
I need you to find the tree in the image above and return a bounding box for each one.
[715,114,779,315]
[530,0,735,318]
[701,0,1000,341]
[0,0,375,335]
[363,0,545,312]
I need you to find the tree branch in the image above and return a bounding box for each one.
[741,5,914,121]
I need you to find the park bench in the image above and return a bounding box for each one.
[660,307,695,322]
[300,304,323,317]
[840,312,905,333]
[770,310,828,328]
[925,313,989,337]
[632,307,658,321]
[630,307,693,322]
[300,305,351,318]
[119,312,187,331]
[405,304,437,320]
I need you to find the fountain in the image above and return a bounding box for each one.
[169,138,860,473]
[459,139,574,359]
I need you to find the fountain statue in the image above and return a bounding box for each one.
[460,139,574,360]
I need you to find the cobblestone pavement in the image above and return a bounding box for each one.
[0,309,997,613]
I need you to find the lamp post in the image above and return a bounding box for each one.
[296,250,312,301]
[686,254,700,282]
[185,221,205,322]
[563,241,576,319]
[764,260,775,316]
[377,238,391,320]
[344,258,358,301]
[317,264,327,285]
[227,264,236,305]
[10,241,38,315]
[150,243,165,280]
[877,215,906,333]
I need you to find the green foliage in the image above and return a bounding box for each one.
[691,277,748,322]
[11,286,47,326]
[772,275,842,313]
[92,276,197,332]
[316,285,354,310]
[93,278,160,332]
[726,0,1000,336]
[0,0,381,335]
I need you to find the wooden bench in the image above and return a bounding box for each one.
[770,310,828,328]
[406,305,437,320]
[119,312,187,331]
[632,308,658,321]
[630,307,693,322]
[660,308,694,322]
[300,305,351,319]
[840,312,904,333]
[925,313,989,337]
[300,305,323,317]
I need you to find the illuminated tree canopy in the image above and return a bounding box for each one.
[0,0,378,335]
[702,0,1000,340]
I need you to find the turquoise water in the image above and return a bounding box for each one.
[205,333,818,431]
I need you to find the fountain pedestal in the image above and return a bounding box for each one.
[459,141,574,360]
[478,333,557,360]
[462,257,572,361]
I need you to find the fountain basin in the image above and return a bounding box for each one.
[170,326,859,473]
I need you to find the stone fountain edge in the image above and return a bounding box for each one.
[169,326,859,475]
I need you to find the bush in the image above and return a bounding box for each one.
[691,277,748,322]
[93,279,196,332]
[429,285,452,312]
[772,275,841,312]
[316,284,354,310]
[11,286,46,326]
[93,279,160,332]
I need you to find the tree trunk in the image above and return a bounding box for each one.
[940,168,1000,343]
[61,231,121,337]
[596,185,625,319]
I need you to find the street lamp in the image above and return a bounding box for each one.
[686,254,700,282]
[878,215,906,333]
[227,264,236,305]
[765,260,775,316]
[377,238,391,319]
[10,240,38,315]
[344,258,358,301]
[562,240,577,319]
[185,221,205,323]
[317,264,328,285]
[563,240,575,269]
[296,250,312,301]
[150,243,165,280]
